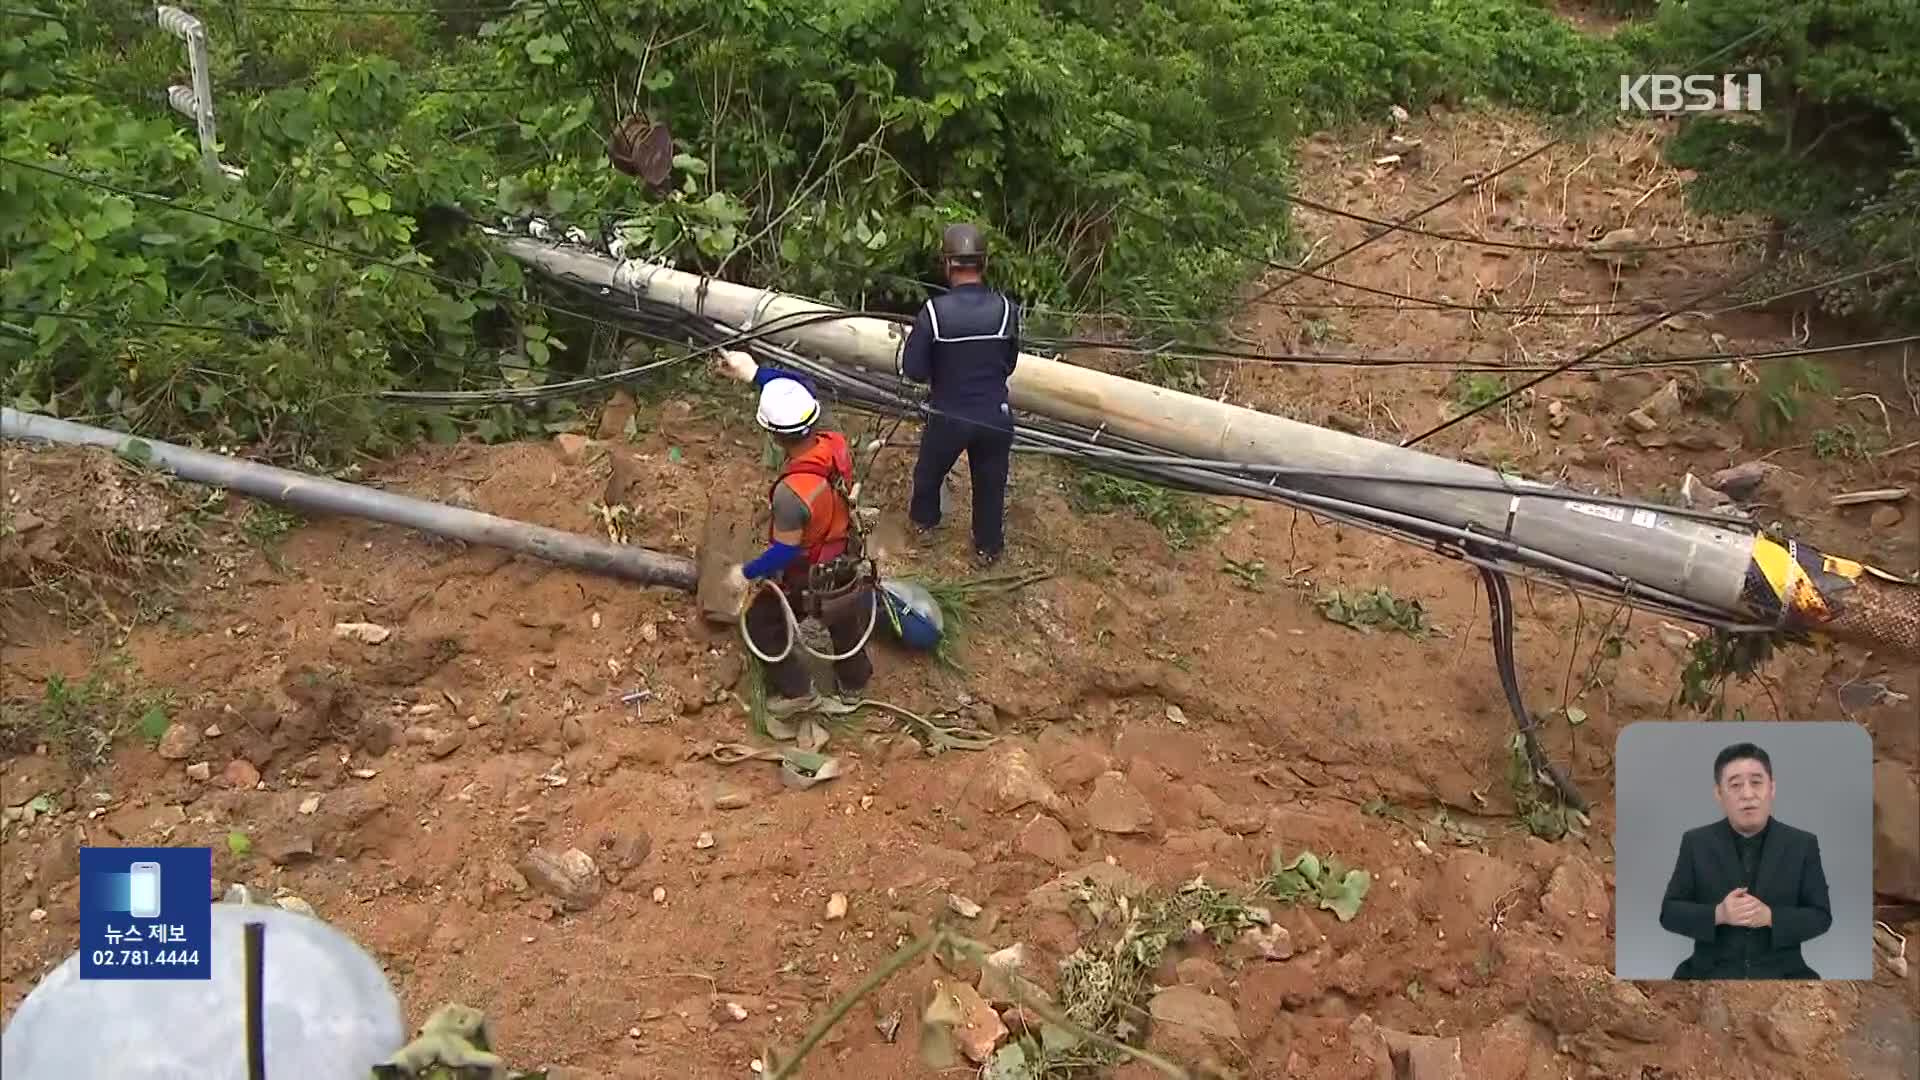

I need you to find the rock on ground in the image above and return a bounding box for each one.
[1512,946,1667,1042]
[156,723,198,761]
[1350,1014,1465,1080]
[1145,985,1241,1072]
[518,847,602,911]
[1017,813,1076,868]
[1539,856,1611,946]
[970,747,1065,814]
[1873,761,1919,902]
[1025,862,1148,915]
[1756,988,1837,1056]
[1084,771,1154,833]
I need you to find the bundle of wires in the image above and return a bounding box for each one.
[388,265,1769,638]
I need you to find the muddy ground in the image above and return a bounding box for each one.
[3,106,1918,1079]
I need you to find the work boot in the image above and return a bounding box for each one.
[972,548,1002,569]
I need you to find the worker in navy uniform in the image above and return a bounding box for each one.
[900,222,1020,566]
[1658,742,1831,979]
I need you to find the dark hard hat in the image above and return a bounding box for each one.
[941,223,987,261]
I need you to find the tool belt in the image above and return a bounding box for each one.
[794,554,877,622]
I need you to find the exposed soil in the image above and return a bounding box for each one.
[3,106,1917,1080]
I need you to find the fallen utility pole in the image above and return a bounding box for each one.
[1,409,699,592]
[497,234,1919,659]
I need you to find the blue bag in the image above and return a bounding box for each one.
[878,579,943,651]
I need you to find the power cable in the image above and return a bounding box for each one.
[1110,17,1785,312]
[1403,243,1915,446]
[1123,198,1890,319]
[1170,143,1774,256]
[532,257,1920,371]
[1240,139,1562,309]
[469,279,1771,531]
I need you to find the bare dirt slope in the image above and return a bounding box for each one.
[3,108,1917,1079]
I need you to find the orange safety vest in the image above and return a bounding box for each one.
[769,431,854,568]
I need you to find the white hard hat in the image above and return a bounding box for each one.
[756,377,819,435]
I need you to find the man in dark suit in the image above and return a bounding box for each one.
[1659,741,1831,979]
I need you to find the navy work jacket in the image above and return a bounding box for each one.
[899,282,1020,427]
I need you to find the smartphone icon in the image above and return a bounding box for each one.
[128,862,162,919]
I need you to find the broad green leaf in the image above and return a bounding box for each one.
[26,795,52,814]
[1318,869,1371,922]
[347,198,373,217]
[100,200,134,231]
[139,704,170,744]
[227,830,252,856]
[984,1042,1033,1080]
[1039,1021,1084,1054]
[1287,851,1322,884]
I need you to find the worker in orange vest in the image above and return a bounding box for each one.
[716,350,875,700]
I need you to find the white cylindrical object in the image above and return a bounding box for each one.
[167,84,198,119]
[154,4,202,39]
[1,408,700,590]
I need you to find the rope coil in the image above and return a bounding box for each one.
[737,576,882,665]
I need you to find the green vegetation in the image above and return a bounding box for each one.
[0,658,173,770]
[1623,0,1920,325]
[8,0,1630,462]
[1069,471,1238,550]
[1316,585,1434,637]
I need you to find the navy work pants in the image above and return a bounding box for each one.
[909,412,1014,557]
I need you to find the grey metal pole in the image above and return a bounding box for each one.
[1,409,699,592]
[492,235,1920,657]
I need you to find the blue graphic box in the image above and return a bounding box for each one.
[79,846,212,980]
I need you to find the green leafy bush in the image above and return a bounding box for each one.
[1630,0,1920,325]
[6,0,1632,460]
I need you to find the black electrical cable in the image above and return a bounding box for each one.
[243,920,267,1080]
[721,321,1778,628]
[475,278,1830,532]
[1244,141,1564,309]
[1123,198,1895,320]
[1035,329,1920,374]
[491,230,1919,385]
[1172,145,1774,256]
[1406,246,1919,447]
[1480,565,1588,810]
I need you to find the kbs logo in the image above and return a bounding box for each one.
[1619,74,1764,113]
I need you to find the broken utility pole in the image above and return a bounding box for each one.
[495,234,1919,660]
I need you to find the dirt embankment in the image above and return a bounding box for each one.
[3,107,1917,1079]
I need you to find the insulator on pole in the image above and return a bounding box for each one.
[167,85,199,120]
[154,5,204,40]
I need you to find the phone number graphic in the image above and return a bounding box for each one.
[88,949,201,967]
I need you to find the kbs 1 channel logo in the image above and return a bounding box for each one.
[78,847,212,980]
[1619,73,1764,114]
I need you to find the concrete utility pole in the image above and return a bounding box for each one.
[496,234,1919,659]
[0,409,698,591]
